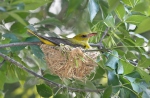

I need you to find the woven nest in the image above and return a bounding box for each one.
[40,44,99,80]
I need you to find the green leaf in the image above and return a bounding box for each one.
[119,75,132,88]
[115,3,125,21]
[125,51,137,60]
[0,91,4,98]
[10,22,27,34]
[117,23,130,37]
[25,37,44,59]
[120,60,135,74]
[88,0,99,22]
[108,0,120,12]
[0,48,8,54]
[30,45,44,60]
[133,1,149,14]
[122,0,139,7]
[0,72,6,90]
[125,76,150,97]
[103,86,112,98]
[117,61,124,74]
[84,80,97,90]
[16,3,25,10]
[12,0,52,11]
[136,67,150,83]
[3,33,25,51]
[99,0,108,18]
[106,50,119,69]
[0,7,6,12]
[3,33,18,42]
[66,0,82,15]
[0,12,8,22]
[104,15,115,28]
[43,74,61,84]
[93,66,105,80]
[35,17,62,28]
[126,15,147,25]
[135,38,145,46]
[36,84,53,97]
[108,71,119,86]
[5,12,29,23]
[135,18,150,33]
[54,94,68,98]
[138,55,150,68]
[8,12,27,26]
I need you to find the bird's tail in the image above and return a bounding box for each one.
[27,29,42,39]
[27,29,55,45]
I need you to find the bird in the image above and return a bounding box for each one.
[27,29,97,49]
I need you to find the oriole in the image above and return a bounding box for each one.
[27,29,97,49]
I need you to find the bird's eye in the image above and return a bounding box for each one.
[81,35,87,38]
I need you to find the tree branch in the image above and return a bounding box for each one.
[0,52,101,93]
[90,28,110,49]
[0,42,40,48]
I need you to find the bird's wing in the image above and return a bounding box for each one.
[45,37,84,48]
[27,29,84,48]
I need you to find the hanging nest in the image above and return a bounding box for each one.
[40,44,99,80]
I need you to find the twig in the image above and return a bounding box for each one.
[0,52,101,92]
[0,59,5,68]
[0,42,40,48]
[90,28,110,49]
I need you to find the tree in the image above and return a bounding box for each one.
[0,0,150,98]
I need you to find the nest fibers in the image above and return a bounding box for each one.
[40,44,99,80]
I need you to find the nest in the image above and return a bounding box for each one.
[40,44,99,80]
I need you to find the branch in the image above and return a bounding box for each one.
[0,52,101,93]
[0,42,40,48]
[90,28,110,49]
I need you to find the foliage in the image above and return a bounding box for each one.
[0,0,150,98]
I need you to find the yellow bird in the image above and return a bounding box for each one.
[27,29,97,49]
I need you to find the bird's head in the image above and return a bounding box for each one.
[73,32,97,42]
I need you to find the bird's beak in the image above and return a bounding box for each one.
[87,33,97,38]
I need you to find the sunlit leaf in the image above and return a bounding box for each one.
[104,15,115,27]
[88,0,99,22]
[135,18,150,34]
[133,1,149,14]
[115,3,125,21]
[120,60,135,75]
[126,15,147,25]
[122,0,139,7]
[138,54,150,68]
[125,51,137,60]
[136,68,150,83]
[117,61,124,74]
[108,0,119,12]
